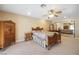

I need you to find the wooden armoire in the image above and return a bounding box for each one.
[0,20,15,48]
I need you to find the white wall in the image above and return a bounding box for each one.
[0,11,50,42]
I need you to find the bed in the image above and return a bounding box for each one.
[32,27,61,50]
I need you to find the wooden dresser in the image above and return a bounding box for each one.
[0,20,15,48]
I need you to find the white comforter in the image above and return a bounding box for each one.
[32,31,58,40]
[32,31,58,48]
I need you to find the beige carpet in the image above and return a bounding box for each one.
[0,36,79,55]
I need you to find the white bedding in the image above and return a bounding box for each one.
[32,31,58,48]
[32,31,58,40]
[33,32,47,40]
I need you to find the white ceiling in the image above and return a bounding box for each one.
[0,4,79,19]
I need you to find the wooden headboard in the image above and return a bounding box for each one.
[32,27,43,31]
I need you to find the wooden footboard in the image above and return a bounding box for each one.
[47,33,61,50]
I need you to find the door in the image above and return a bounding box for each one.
[10,22,15,43]
[4,22,11,47]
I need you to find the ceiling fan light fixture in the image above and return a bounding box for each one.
[64,16,67,19]
[48,14,54,18]
[41,4,46,8]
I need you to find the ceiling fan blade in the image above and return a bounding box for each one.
[49,9,54,14]
[50,10,54,13]
[54,15,59,17]
[56,11,62,13]
[42,14,48,17]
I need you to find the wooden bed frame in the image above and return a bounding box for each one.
[32,27,61,50]
[48,30,61,49]
[32,27,43,31]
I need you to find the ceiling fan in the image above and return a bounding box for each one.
[49,9,62,17]
[42,9,62,19]
[40,4,63,18]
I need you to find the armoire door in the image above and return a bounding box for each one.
[4,22,11,47]
[10,22,15,43]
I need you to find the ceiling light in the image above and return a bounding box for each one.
[48,14,54,18]
[27,12,31,16]
[41,4,46,8]
[64,16,67,19]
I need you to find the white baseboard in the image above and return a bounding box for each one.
[16,39,25,43]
